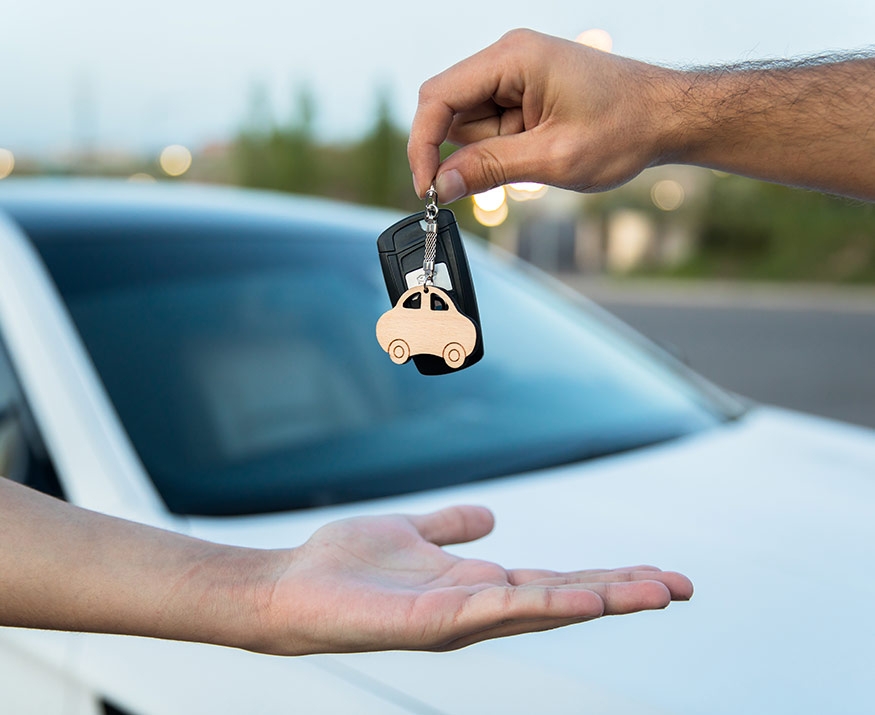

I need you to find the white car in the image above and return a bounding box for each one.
[0,179,873,715]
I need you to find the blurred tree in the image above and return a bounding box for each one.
[235,83,276,190]
[243,83,274,136]
[690,176,875,282]
[276,84,320,194]
[232,82,423,214]
[235,83,321,195]
[355,86,413,209]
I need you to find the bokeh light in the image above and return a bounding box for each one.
[651,179,685,211]
[575,29,613,53]
[159,144,192,177]
[507,182,548,201]
[0,148,15,180]
[473,201,509,227]
[472,186,506,212]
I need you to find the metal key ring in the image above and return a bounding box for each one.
[425,186,439,220]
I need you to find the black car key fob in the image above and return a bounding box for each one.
[377,208,483,374]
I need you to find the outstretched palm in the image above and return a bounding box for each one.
[266,506,692,655]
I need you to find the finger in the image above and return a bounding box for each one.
[445,104,526,147]
[601,569,693,602]
[408,35,526,197]
[458,584,606,631]
[437,578,682,650]
[584,580,673,615]
[408,77,496,196]
[434,615,591,651]
[408,505,495,546]
[408,97,452,198]
[434,128,559,202]
[509,567,694,601]
[438,580,675,650]
[507,567,650,584]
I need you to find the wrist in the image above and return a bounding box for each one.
[646,66,713,169]
[209,545,295,653]
[591,58,694,185]
[155,541,294,654]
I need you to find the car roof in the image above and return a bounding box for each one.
[0,178,405,242]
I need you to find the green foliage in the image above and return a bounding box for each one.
[232,83,420,214]
[235,84,322,195]
[687,176,875,282]
[229,84,489,232]
[354,87,411,208]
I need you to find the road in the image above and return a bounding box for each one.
[561,278,875,430]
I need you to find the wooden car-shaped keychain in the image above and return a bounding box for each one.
[376,285,477,369]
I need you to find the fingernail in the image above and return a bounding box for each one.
[436,169,466,204]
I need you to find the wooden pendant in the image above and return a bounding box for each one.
[376,285,477,369]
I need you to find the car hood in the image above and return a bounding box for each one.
[184,406,875,714]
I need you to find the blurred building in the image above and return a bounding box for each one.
[483,166,713,277]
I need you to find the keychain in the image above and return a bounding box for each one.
[376,187,483,374]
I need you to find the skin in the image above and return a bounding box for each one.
[408,29,875,203]
[0,478,692,654]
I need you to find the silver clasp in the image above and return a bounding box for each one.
[422,185,439,287]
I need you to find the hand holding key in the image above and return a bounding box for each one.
[409,29,875,203]
[408,29,672,202]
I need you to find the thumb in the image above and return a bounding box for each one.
[435,131,553,202]
[407,505,495,546]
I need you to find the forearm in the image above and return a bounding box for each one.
[659,57,875,200]
[0,479,278,650]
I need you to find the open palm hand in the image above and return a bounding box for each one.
[263,505,692,654]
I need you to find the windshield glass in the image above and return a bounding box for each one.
[31,213,739,515]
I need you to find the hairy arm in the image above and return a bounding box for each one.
[0,478,692,654]
[668,56,875,200]
[408,30,875,202]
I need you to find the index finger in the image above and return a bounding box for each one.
[408,43,507,197]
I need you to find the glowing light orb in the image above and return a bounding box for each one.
[472,186,506,212]
[507,182,548,201]
[159,145,192,177]
[651,179,685,211]
[575,29,613,53]
[0,148,15,180]
[473,202,509,227]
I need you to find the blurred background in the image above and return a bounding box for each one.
[2,0,874,428]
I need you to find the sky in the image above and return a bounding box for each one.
[2,0,874,157]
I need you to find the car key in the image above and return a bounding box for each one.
[376,187,483,374]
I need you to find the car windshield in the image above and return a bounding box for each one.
[28,206,741,515]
